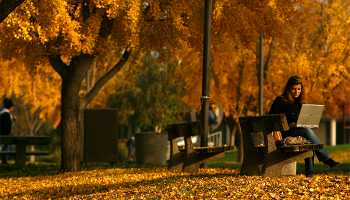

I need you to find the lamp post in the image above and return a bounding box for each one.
[200,0,213,169]
[259,35,264,116]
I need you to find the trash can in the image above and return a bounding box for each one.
[83,108,118,163]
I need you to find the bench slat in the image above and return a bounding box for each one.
[0,151,49,155]
[179,146,235,153]
[277,144,323,153]
[0,136,50,145]
[306,144,314,151]
[167,121,203,138]
[254,144,324,153]
[167,121,235,173]
[314,144,324,150]
[277,146,300,152]
[239,114,289,132]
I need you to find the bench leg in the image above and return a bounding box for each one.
[15,138,26,165]
[168,138,184,171]
[240,153,264,176]
[282,162,297,176]
[168,152,184,171]
[182,152,225,173]
[262,151,313,177]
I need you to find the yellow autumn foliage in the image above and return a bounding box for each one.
[0,59,61,128]
[0,0,304,63]
[179,0,350,120]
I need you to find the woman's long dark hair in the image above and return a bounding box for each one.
[281,76,305,104]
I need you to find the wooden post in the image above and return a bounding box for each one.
[15,137,27,165]
[344,105,346,144]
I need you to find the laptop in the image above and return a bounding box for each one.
[297,104,324,128]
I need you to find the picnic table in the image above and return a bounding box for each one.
[0,136,50,164]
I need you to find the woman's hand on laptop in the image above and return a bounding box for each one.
[289,122,297,129]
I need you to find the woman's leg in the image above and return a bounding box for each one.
[305,155,314,178]
[289,128,331,162]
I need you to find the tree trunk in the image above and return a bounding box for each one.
[230,124,236,146]
[59,79,82,173]
[30,123,35,162]
[49,53,96,173]
[49,51,129,173]
[0,0,25,23]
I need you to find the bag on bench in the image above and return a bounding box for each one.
[273,131,282,143]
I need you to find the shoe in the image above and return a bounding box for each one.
[306,173,314,178]
[323,158,339,168]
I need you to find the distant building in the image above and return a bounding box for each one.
[313,116,350,145]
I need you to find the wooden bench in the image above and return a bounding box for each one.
[167,121,235,173]
[239,114,324,177]
[0,136,50,164]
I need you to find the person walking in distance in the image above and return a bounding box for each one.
[0,98,17,164]
[125,134,136,164]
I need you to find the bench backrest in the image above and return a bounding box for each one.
[167,121,203,138]
[239,114,289,152]
[0,136,50,145]
[239,114,289,133]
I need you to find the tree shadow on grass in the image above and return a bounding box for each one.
[0,163,61,178]
[0,163,166,178]
[296,162,350,175]
[1,167,240,199]
[208,162,242,170]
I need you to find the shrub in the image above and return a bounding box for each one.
[118,142,128,164]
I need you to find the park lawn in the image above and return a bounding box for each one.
[209,144,350,175]
[0,144,349,199]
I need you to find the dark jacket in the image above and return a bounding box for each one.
[269,96,302,125]
[209,110,216,124]
[127,137,135,151]
[0,112,13,135]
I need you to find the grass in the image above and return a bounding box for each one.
[208,144,350,175]
[0,162,162,178]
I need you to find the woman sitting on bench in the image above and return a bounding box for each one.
[269,76,339,178]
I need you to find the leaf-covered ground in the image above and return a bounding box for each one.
[0,167,349,199]
[0,148,349,199]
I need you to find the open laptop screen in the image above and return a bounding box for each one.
[297,104,324,128]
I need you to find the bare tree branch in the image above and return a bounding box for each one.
[48,55,69,79]
[326,5,350,56]
[236,59,245,116]
[80,49,131,110]
[264,35,276,79]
